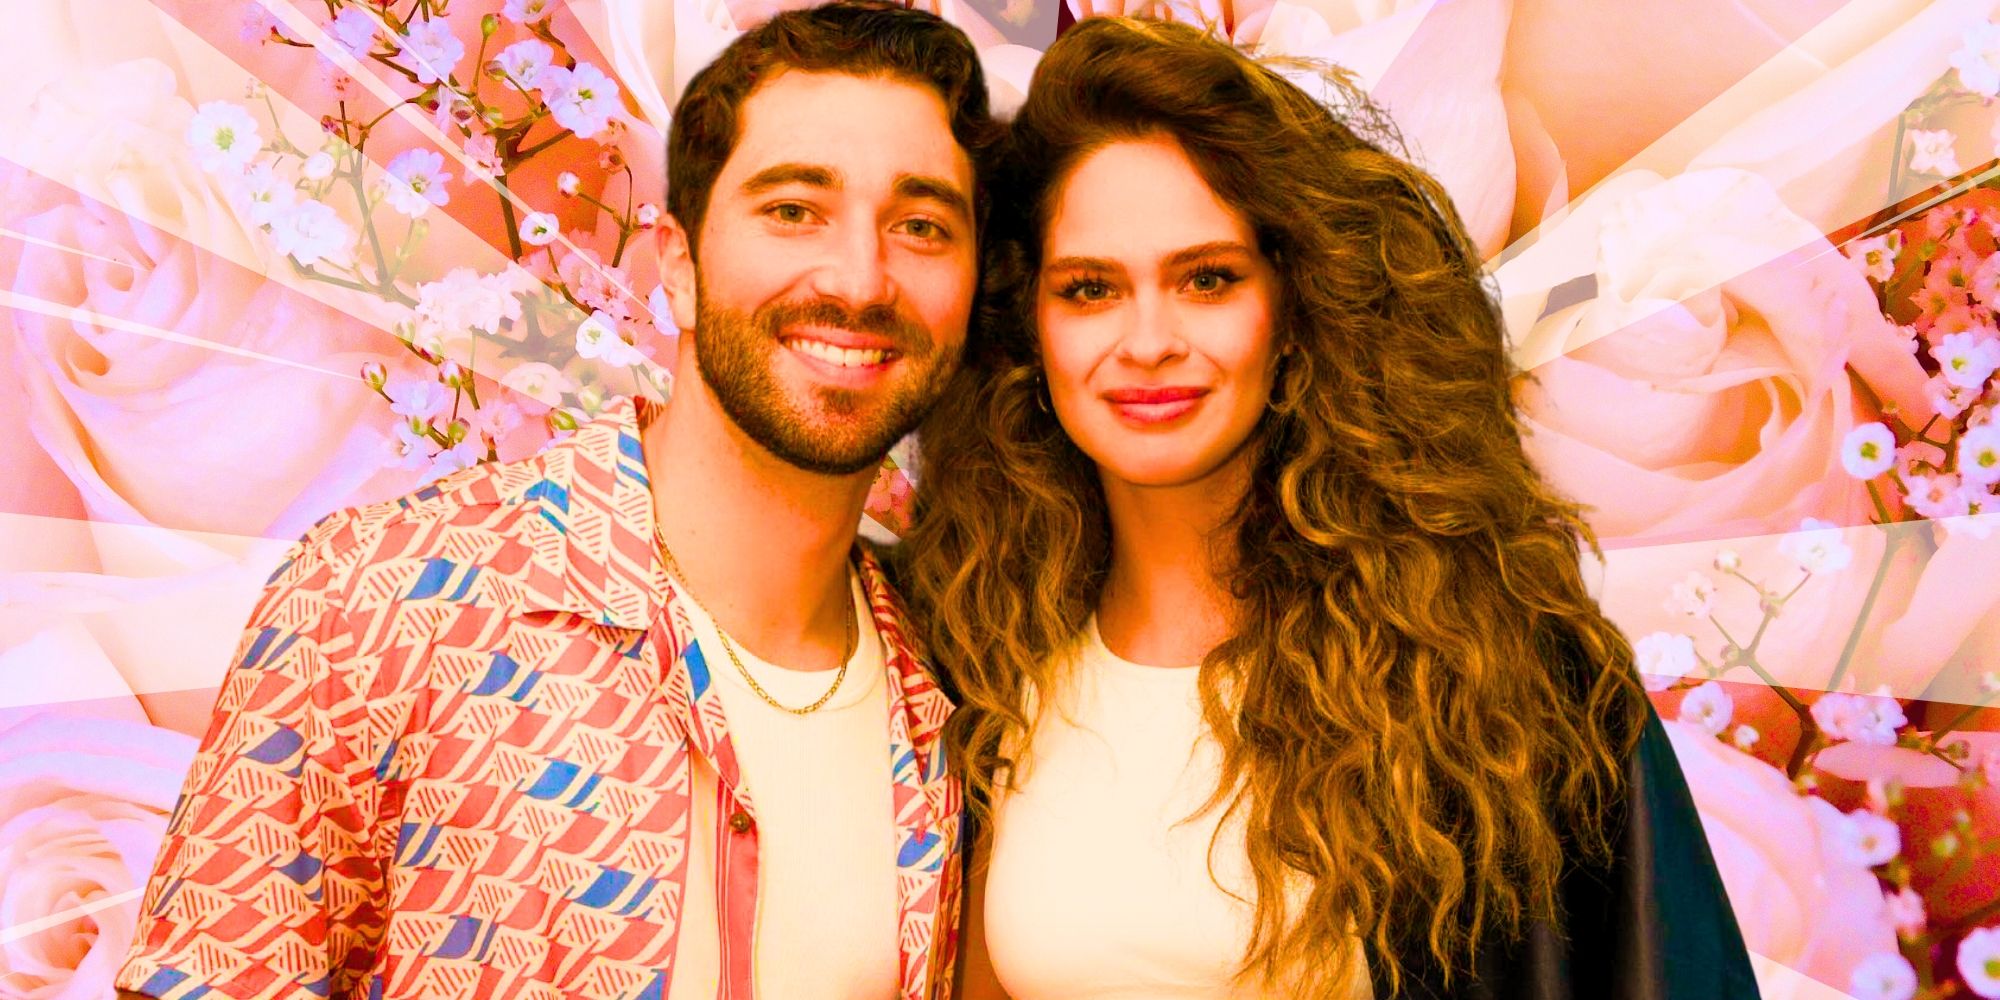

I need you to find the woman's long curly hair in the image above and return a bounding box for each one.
[902,15,1649,996]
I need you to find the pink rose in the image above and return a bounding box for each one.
[1503,0,1991,237]
[1511,170,1926,546]
[1663,720,1898,990]
[0,61,419,552]
[0,713,195,1000]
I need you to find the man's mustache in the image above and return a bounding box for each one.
[756,298,928,355]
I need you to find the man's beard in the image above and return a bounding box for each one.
[692,288,961,476]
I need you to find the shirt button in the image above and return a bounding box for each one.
[728,810,753,834]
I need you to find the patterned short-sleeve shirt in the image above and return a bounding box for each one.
[115,396,962,1000]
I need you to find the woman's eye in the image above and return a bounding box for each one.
[1185,267,1242,296]
[1060,279,1112,302]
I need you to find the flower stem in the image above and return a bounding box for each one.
[1826,525,1907,691]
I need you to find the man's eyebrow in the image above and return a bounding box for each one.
[895,174,972,221]
[741,163,841,195]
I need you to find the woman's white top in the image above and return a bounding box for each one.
[983,618,1372,999]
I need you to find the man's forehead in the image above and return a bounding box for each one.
[717,70,973,193]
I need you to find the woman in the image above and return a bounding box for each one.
[902,16,1758,1000]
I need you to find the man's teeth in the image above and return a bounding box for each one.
[787,338,889,368]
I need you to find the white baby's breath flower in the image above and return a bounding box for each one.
[302,150,336,180]
[1903,469,1972,520]
[1633,632,1697,693]
[1711,549,1740,572]
[397,17,464,85]
[1779,518,1852,574]
[386,418,433,471]
[538,62,620,139]
[503,0,554,23]
[329,6,378,59]
[428,438,484,479]
[1910,129,1962,177]
[1830,807,1901,868]
[1842,422,1897,479]
[268,198,353,267]
[1849,952,1918,1000]
[557,171,580,196]
[520,211,560,246]
[576,311,646,367]
[187,101,261,174]
[500,361,574,409]
[1934,331,2000,389]
[1812,692,1906,746]
[1844,233,1902,284]
[1954,20,2000,97]
[383,148,452,217]
[385,374,450,420]
[1960,424,2000,487]
[233,161,296,226]
[469,401,525,441]
[1731,725,1761,751]
[1678,681,1732,736]
[415,267,522,336]
[493,39,554,86]
[1665,571,1717,618]
[1958,925,2000,998]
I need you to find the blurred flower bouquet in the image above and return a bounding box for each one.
[1624,40,2000,995]
[193,0,676,482]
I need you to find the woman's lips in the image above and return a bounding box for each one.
[1101,386,1209,425]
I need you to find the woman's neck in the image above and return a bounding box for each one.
[1095,454,1251,668]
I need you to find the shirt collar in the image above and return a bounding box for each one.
[441,394,671,629]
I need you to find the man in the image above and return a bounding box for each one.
[114,3,994,997]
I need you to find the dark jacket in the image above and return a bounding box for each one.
[1373,708,1761,999]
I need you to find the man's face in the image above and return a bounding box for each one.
[676,70,977,475]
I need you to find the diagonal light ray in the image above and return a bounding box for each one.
[0,887,141,944]
[0,287,360,380]
[0,225,136,271]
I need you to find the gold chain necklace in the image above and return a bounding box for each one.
[654,524,855,715]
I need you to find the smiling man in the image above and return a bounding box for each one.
[114,4,994,998]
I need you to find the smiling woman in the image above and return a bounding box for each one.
[903,14,1760,1000]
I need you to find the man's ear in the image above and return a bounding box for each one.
[656,214,699,332]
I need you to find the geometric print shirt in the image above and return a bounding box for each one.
[114,395,963,1000]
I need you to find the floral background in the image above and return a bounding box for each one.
[1,0,1998,997]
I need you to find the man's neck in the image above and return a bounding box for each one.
[643,378,873,673]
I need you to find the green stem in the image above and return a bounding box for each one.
[1867,480,1895,526]
[1826,527,1905,691]
[515,127,574,161]
[348,168,392,285]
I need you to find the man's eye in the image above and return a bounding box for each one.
[905,219,939,239]
[769,203,811,224]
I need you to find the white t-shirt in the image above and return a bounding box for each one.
[666,571,900,1000]
[983,618,1372,1000]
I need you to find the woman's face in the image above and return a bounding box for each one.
[1035,136,1281,493]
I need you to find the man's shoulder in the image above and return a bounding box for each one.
[286,419,622,619]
